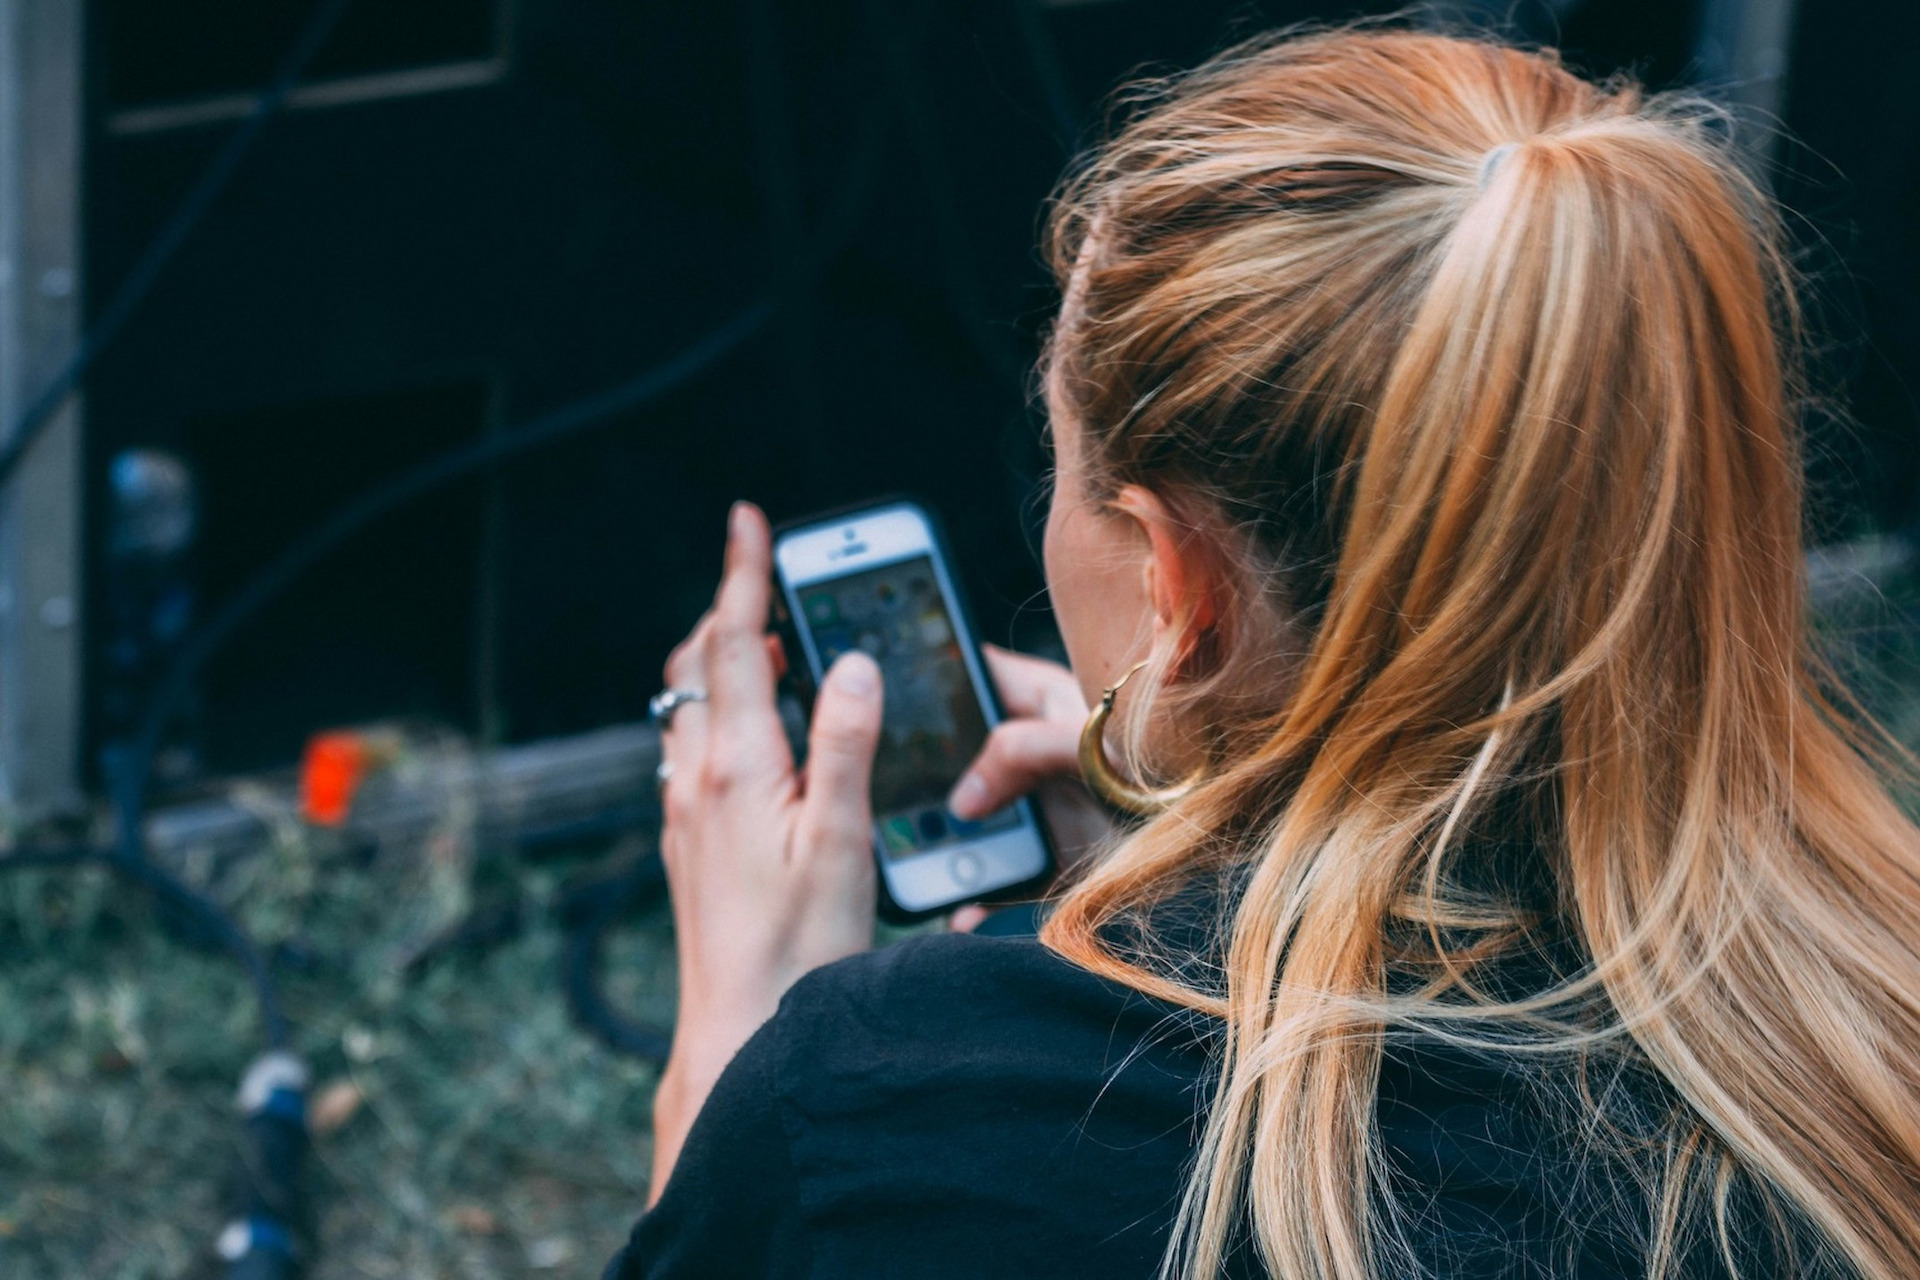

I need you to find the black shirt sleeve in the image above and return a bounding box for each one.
[604,1014,809,1280]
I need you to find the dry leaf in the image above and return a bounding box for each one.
[448,1204,500,1236]
[308,1078,364,1136]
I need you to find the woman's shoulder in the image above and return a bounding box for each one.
[731,932,1220,1276]
[785,929,1178,1028]
[769,929,1215,1102]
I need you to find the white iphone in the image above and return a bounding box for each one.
[773,499,1054,921]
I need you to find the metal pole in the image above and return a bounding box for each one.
[0,0,86,821]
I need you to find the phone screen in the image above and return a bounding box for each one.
[796,555,1020,860]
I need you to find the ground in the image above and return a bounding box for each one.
[1,564,1915,1279]
[0,821,676,1280]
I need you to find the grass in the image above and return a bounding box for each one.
[1,563,1915,1279]
[0,815,676,1280]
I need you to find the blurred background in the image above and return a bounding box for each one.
[0,0,1914,1276]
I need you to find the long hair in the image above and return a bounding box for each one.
[1038,27,1920,1280]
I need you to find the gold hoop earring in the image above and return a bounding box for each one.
[1077,660,1200,816]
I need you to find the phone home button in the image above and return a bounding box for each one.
[948,849,984,889]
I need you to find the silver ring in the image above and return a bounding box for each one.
[654,759,675,793]
[649,687,708,726]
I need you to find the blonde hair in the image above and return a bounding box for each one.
[1039,26,1920,1280]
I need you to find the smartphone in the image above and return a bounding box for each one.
[773,499,1054,921]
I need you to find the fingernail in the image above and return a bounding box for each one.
[729,501,752,538]
[830,650,879,698]
[948,773,987,819]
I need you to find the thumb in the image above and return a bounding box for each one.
[800,651,884,848]
[947,718,1081,820]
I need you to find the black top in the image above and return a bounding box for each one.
[606,927,1828,1279]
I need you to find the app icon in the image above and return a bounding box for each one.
[879,815,918,854]
[950,806,1016,838]
[977,805,1019,832]
[805,594,841,626]
[916,807,950,843]
[917,610,952,647]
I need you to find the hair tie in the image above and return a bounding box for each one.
[1477,142,1518,190]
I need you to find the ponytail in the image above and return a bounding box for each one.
[1041,27,1920,1280]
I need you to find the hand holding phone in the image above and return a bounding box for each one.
[774,500,1055,920]
[650,503,885,1199]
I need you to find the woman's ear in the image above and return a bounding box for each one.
[1113,485,1221,665]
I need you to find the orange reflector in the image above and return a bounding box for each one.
[301,732,370,827]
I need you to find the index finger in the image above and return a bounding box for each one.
[704,502,789,767]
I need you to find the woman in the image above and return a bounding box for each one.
[609,26,1920,1280]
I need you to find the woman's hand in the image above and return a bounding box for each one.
[945,646,1113,931]
[648,502,883,1201]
